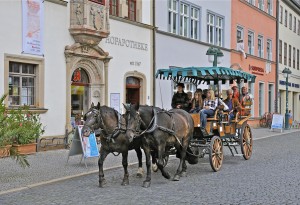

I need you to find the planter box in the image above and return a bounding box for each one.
[12,143,37,155]
[0,145,12,158]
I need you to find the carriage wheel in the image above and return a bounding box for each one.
[209,136,223,172]
[240,124,253,160]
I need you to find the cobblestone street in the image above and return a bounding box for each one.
[0,130,300,204]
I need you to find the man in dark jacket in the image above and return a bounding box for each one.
[171,83,189,112]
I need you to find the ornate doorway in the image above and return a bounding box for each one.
[126,77,140,104]
[71,68,90,126]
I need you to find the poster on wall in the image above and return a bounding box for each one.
[110,93,120,113]
[22,0,44,56]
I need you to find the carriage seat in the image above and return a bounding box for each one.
[206,109,219,121]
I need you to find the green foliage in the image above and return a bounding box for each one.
[0,94,45,167]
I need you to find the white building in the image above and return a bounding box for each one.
[278,0,300,121]
[154,0,232,110]
[0,0,153,144]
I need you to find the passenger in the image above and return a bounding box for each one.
[187,91,193,111]
[200,89,217,128]
[240,86,253,115]
[190,90,203,113]
[202,89,208,100]
[171,83,190,112]
[223,89,241,121]
[232,86,240,101]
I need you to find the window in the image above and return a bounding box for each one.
[289,45,291,66]
[267,0,272,15]
[216,16,223,46]
[207,13,215,44]
[168,0,178,34]
[128,0,136,21]
[279,40,282,64]
[179,3,189,37]
[284,10,287,27]
[297,49,299,70]
[109,0,118,16]
[293,47,296,68]
[8,63,36,106]
[258,35,263,58]
[298,20,300,35]
[249,0,255,5]
[289,13,292,30]
[207,13,223,46]
[190,8,199,40]
[284,42,287,65]
[259,82,265,117]
[236,26,244,48]
[294,17,296,33]
[258,0,264,10]
[279,6,283,23]
[266,39,272,60]
[248,31,254,55]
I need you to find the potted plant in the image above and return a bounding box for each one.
[0,94,44,167]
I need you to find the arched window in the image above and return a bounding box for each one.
[71,68,89,85]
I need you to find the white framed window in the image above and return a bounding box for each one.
[216,16,223,47]
[293,47,296,68]
[289,13,292,30]
[284,10,287,27]
[248,82,255,117]
[207,12,224,46]
[267,0,272,15]
[168,0,178,34]
[258,0,264,10]
[267,39,272,61]
[249,0,255,6]
[279,6,283,23]
[248,31,254,55]
[207,13,215,44]
[179,3,189,37]
[236,26,244,48]
[294,16,296,33]
[258,35,264,58]
[298,20,300,35]
[259,82,265,117]
[190,7,199,40]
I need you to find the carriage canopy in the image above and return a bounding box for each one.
[155,66,256,85]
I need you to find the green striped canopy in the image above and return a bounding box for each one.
[155,66,256,84]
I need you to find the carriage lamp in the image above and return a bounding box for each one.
[206,47,224,67]
[282,67,292,130]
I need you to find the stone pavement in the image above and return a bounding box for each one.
[0,127,299,196]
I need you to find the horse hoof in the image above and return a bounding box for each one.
[152,164,158,172]
[121,180,129,186]
[99,179,107,188]
[136,167,144,178]
[173,174,180,181]
[180,171,187,177]
[142,181,151,188]
[163,172,171,180]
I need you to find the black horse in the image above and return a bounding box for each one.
[82,102,145,187]
[124,104,194,187]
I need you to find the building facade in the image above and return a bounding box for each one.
[278,0,300,122]
[154,0,232,110]
[231,0,277,124]
[0,0,153,141]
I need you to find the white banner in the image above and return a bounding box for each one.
[22,0,44,56]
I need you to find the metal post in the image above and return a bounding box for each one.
[285,75,289,129]
[213,54,217,67]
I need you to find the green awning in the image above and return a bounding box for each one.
[155,66,256,84]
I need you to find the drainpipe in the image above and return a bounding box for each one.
[152,0,156,106]
[275,0,279,113]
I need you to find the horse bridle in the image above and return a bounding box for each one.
[126,111,143,137]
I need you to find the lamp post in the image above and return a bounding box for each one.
[282,67,292,129]
[206,47,224,67]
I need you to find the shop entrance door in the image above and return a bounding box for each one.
[71,68,90,126]
[126,77,140,104]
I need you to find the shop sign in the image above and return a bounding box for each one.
[105,36,148,51]
[249,65,264,75]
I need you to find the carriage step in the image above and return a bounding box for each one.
[225,142,239,146]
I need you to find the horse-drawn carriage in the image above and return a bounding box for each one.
[155,66,256,171]
[82,65,256,188]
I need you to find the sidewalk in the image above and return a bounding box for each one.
[0,127,299,195]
